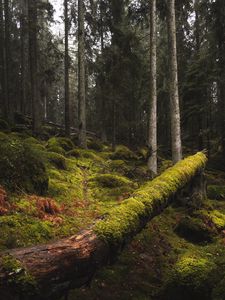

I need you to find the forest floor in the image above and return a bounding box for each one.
[0,130,225,299]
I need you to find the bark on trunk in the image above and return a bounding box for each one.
[167,0,182,163]
[78,0,87,148]
[20,0,29,115]
[28,0,42,134]
[3,0,10,119]
[148,0,157,176]
[0,0,4,115]
[64,0,71,137]
[99,0,107,142]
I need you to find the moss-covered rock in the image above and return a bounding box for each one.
[208,185,225,200]
[109,160,129,174]
[67,149,80,158]
[175,216,216,244]
[46,152,67,170]
[110,145,138,161]
[0,136,48,194]
[87,139,103,151]
[92,174,133,188]
[162,254,216,300]
[47,137,74,152]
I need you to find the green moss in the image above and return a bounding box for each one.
[210,210,225,230]
[159,159,173,174]
[67,149,80,158]
[175,216,215,244]
[0,135,48,194]
[110,145,138,160]
[163,254,216,300]
[92,174,133,189]
[94,152,207,244]
[46,152,67,170]
[46,137,74,153]
[0,214,53,249]
[95,198,146,243]
[212,276,225,300]
[2,255,37,293]
[109,160,127,171]
[136,147,149,160]
[87,139,104,151]
[208,185,225,200]
[47,144,66,155]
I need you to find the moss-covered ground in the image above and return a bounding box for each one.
[66,165,225,300]
[1,131,225,299]
[0,134,150,250]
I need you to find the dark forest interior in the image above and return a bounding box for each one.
[0,0,225,299]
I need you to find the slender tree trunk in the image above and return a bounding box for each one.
[64,0,71,137]
[28,0,41,134]
[20,0,28,115]
[78,0,87,148]
[99,0,107,142]
[148,0,157,175]
[216,0,225,155]
[3,0,9,119]
[167,0,182,163]
[0,0,4,115]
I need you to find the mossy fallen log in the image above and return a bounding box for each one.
[0,152,207,300]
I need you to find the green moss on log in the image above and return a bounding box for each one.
[94,152,207,244]
[1,255,37,292]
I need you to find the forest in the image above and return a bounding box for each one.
[0,0,225,299]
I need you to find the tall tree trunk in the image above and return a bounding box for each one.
[167,0,182,163]
[99,0,107,142]
[216,0,225,155]
[28,0,41,134]
[64,0,71,137]
[148,0,157,175]
[78,0,87,148]
[0,0,4,116]
[3,0,9,119]
[20,0,28,115]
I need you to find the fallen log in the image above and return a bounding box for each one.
[0,152,207,300]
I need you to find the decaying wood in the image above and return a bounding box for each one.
[0,229,109,300]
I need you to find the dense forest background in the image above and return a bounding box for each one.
[0,0,224,159]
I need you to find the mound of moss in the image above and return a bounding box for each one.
[208,185,225,200]
[46,137,74,153]
[163,254,216,300]
[0,214,53,249]
[175,216,215,244]
[110,145,137,161]
[87,139,103,151]
[92,174,133,188]
[47,152,67,170]
[0,134,48,194]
